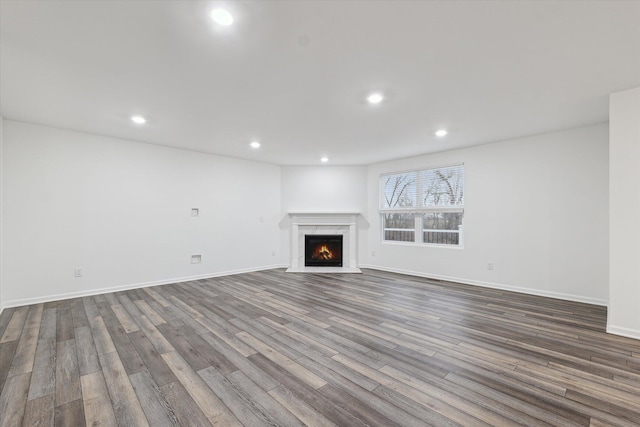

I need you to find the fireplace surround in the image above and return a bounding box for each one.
[286,213,361,273]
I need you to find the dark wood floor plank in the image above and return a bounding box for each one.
[285,319,386,369]
[194,314,257,357]
[38,307,57,340]
[54,339,81,407]
[142,287,171,308]
[198,366,304,427]
[3,269,640,426]
[70,298,89,329]
[24,304,44,331]
[444,371,585,427]
[129,370,180,427]
[98,350,149,426]
[7,324,39,377]
[268,384,338,427]
[0,341,19,395]
[80,371,117,427]
[160,381,212,427]
[0,307,17,340]
[0,306,29,343]
[198,331,279,391]
[175,324,238,374]
[258,315,339,357]
[97,302,146,375]
[110,303,140,333]
[116,293,144,319]
[0,372,31,426]
[134,299,167,325]
[372,384,460,427]
[133,314,175,355]
[155,322,212,372]
[231,316,303,360]
[161,350,241,426]
[74,326,101,376]
[87,313,116,355]
[249,352,372,427]
[297,355,424,427]
[128,330,178,387]
[273,331,379,392]
[332,352,492,426]
[237,330,327,390]
[81,296,100,321]
[27,337,56,401]
[227,369,305,426]
[55,302,73,343]
[23,393,55,427]
[54,398,85,427]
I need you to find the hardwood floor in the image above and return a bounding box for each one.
[1,268,640,426]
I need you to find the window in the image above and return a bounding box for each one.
[380,164,464,246]
[383,213,415,242]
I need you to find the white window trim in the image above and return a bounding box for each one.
[380,164,464,247]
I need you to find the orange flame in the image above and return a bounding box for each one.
[312,244,334,260]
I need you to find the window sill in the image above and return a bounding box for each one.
[381,241,464,250]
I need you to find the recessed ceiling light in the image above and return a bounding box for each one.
[131,115,146,124]
[366,92,384,105]
[435,129,448,137]
[320,157,329,163]
[250,141,261,149]
[211,9,234,26]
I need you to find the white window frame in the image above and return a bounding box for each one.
[380,164,464,247]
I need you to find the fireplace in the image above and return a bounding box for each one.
[305,235,343,267]
[286,213,360,273]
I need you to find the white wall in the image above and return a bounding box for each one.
[281,166,367,212]
[0,116,4,311]
[280,166,368,266]
[364,124,609,305]
[0,120,614,310]
[609,86,640,339]
[2,120,283,307]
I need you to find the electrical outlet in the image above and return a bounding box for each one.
[74,268,83,277]
[271,250,276,256]
[191,208,200,217]
[191,255,202,264]
[487,262,494,271]
[371,251,376,257]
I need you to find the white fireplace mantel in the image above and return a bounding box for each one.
[286,212,361,273]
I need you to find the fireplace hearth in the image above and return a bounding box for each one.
[305,235,343,267]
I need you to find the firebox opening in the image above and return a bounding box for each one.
[305,235,343,267]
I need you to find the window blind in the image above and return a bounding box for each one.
[422,164,464,212]
[380,171,417,210]
[380,164,464,212]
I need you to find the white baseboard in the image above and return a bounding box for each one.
[0,264,288,310]
[359,264,608,307]
[606,324,640,340]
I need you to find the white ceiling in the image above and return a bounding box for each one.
[1,1,639,166]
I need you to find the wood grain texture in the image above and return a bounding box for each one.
[161,350,241,426]
[0,372,31,426]
[27,337,56,401]
[0,306,29,343]
[54,339,81,407]
[23,393,55,427]
[80,371,117,427]
[1,268,640,426]
[98,351,149,427]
